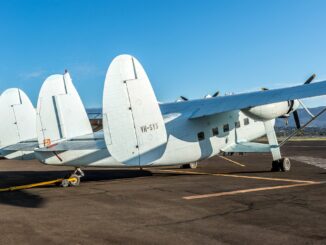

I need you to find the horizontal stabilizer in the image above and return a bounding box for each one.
[1,141,38,151]
[36,139,105,152]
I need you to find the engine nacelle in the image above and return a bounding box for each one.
[242,100,299,121]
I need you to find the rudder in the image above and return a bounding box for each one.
[103,55,167,166]
[0,88,37,159]
[36,72,92,148]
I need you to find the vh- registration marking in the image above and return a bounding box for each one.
[140,123,159,133]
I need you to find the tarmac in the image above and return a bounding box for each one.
[0,141,326,245]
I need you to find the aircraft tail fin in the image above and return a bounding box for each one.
[103,55,167,166]
[0,88,37,159]
[36,72,92,148]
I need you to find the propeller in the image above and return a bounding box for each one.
[288,74,316,128]
[292,74,316,128]
[304,74,316,84]
[278,74,316,128]
[179,96,189,101]
[212,91,220,97]
[293,110,301,129]
[204,91,220,99]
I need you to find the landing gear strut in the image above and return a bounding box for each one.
[271,157,291,172]
[61,168,85,187]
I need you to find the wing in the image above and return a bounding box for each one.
[160,80,326,118]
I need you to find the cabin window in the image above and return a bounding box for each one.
[197,132,205,141]
[223,124,229,132]
[244,118,249,125]
[235,121,240,128]
[212,127,219,136]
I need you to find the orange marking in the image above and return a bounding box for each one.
[43,138,51,147]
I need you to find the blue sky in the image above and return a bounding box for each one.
[1,0,326,108]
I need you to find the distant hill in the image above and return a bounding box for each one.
[275,106,326,128]
[87,106,326,128]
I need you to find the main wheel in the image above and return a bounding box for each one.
[271,158,291,172]
[181,162,198,169]
[271,161,281,172]
[280,157,291,172]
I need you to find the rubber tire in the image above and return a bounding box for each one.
[271,161,281,172]
[61,179,70,188]
[280,157,291,172]
[181,162,198,169]
[69,174,81,187]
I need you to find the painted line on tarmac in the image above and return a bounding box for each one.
[212,173,316,184]
[218,156,246,167]
[183,182,325,200]
[159,169,316,184]
[287,146,326,148]
[157,169,323,199]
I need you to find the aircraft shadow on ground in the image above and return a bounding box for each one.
[0,169,154,186]
[0,190,44,208]
[0,169,154,208]
[83,169,153,181]
[0,168,282,209]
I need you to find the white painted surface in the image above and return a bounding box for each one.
[35,109,267,167]
[36,73,92,147]
[242,101,298,121]
[103,55,167,166]
[0,88,36,159]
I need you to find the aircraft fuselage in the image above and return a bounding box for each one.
[34,110,267,167]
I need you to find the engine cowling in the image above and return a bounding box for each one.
[242,100,299,121]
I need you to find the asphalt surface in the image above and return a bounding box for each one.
[0,141,326,245]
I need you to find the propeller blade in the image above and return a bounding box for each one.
[304,74,316,84]
[293,111,301,129]
[180,96,188,101]
[212,91,220,97]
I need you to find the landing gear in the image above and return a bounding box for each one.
[61,168,85,187]
[181,162,198,169]
[271,157,291,172]
[68,174,81,187]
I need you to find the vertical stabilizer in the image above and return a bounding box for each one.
[103,55,167,166]
[0,88,37,159]
[36,72,92,147]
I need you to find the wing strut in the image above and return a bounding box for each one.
[279,107,326,147]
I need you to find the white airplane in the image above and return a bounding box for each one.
[1,54,326,187]
[0,88,38,160]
